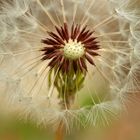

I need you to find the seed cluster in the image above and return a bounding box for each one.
[41,23,100,73]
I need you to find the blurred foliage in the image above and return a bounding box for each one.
[0,117,53,140]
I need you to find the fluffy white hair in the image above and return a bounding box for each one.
[0,0,139,131]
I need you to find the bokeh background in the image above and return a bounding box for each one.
[0,94,140,140]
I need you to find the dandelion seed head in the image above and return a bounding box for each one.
[41,22,99,73]
[0,0,139,131]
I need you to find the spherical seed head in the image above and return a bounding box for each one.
[41,23,99,72]
[63,39,85,60]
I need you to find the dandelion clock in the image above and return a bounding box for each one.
[0,0,140,139]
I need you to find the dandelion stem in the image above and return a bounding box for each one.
[55,122,64,140]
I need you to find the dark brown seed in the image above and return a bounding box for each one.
[85,41,99,46]
[41,38,61,45]
[62,59,69,73]
[41,53,55,60]
[85,31,94,39]
[55,26,65,40]
[85,45,100,50]
[80,57,87,71]
[79,25,87,35]
[73,60,78,73]
[85,54,95,65]
[64,23,69,41]
[71,23,75,40]
[82,37,96,44]
[86,49,99,56]
[48,56,61,68]
[73,24,80,40]
[40,46,55,52]
[77,30,89,41]
[47,31,65,45]
[78,59,84,72]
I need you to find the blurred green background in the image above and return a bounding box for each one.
[0,96,140,140]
